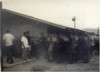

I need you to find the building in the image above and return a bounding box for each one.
[2,9,88,57]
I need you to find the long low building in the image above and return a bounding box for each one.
[2,9,91,57]
[2,9,66,39]
[2,9,88,39]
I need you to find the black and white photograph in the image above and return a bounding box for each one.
[0,0,100,72]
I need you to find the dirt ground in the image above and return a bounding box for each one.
[3,55,99,72]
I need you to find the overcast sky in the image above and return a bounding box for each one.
[2,0,100,30]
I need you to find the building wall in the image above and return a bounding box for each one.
[2,12,49,57]
[2,13,48,40]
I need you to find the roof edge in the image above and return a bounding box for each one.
[2,9,67,29]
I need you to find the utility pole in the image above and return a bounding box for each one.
[98,27,99,36]
[98,27,99,40]
[72,16,76,29]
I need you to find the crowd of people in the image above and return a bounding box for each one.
[46,33,97,63]
[3,30,99,64]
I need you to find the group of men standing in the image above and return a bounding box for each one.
[3,30,32,64]
[3,30,96,64]
[47,33,95,63]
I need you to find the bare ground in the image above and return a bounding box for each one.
[3,55,99,72]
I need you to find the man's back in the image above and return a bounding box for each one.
[3,33,15,46]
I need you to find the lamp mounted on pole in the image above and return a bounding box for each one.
[72,16,76,29]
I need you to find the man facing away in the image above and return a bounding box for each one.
[3,30,15,64]
[21,32,30,60]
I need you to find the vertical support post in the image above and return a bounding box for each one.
[98,27,99,36]
[0,2,3,71]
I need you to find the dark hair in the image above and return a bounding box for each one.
[6,30,10,33]
[26,31,30,33]
[23,32,26,35]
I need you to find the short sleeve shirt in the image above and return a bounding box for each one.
[21,36,30,48]
[3,33,15,46]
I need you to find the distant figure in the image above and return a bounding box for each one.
[21,32,30,60]
[67,34,75,64]
[75,35,83,62]
[82,36,91,63]
[77,35,91,63]
[58,35,67,62]
[26,31,31,46]
[88,35,94,57]
[94,37,99,54]
[51,34,58,61]
[47,34,53,61]
[38,33,47,58]
[3,30,15,64]
[26,31,32,58]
